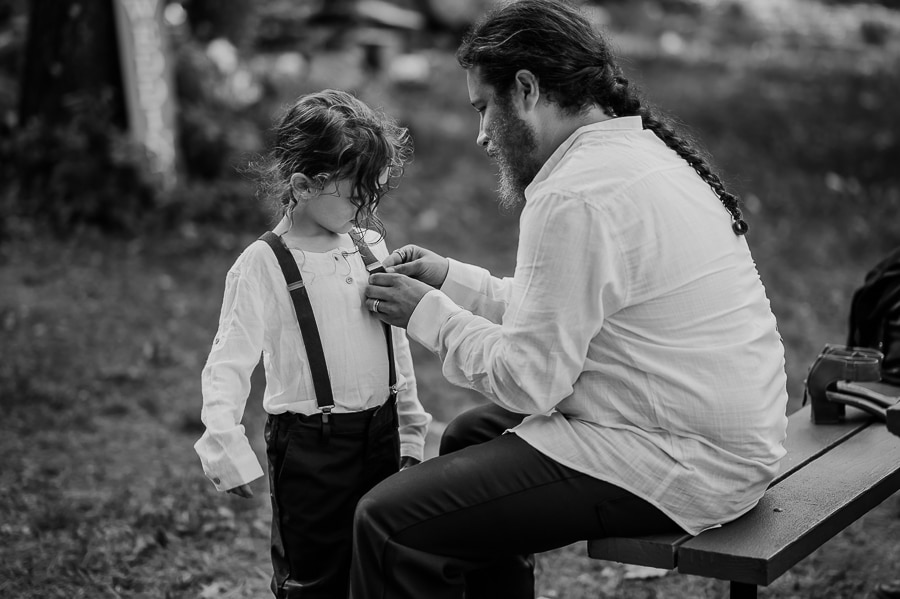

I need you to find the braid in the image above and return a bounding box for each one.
[607,77,749,235]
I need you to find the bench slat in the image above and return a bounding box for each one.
[773,405,871,484]
[888,402,900,436]
[587,532,688,569]
[676,421,900,585]
[586,405,869,569]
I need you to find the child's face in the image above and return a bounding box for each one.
[303,177,362,235]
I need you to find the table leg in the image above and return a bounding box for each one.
[730,581,757,599]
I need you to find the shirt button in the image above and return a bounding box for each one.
[345,276,353,284]
[213,477,221,484]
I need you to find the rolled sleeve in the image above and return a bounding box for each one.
[408,289,460,353]
[441,259,511,323]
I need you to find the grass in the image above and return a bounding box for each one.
[3,0,900,597]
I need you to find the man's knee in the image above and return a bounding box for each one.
[439,404,525,456]
[440,407,485,455]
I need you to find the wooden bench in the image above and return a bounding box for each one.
[587,397,900,598]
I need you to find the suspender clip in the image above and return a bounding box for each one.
[320,405,334,443]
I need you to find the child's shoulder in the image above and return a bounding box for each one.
[230,238,278,274]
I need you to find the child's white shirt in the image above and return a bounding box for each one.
[195,231,431,492]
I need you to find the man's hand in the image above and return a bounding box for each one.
[383,245,449,289]
[365,272,435,328]
[226,484,253,499]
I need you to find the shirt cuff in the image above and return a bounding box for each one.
[194,436,265,492]
[400,439,426,462]
[408,289,463,353]
[440,258,491,306]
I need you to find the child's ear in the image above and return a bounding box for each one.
[289,173,315,200]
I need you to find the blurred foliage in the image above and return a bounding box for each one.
[181,0,259,47]
[0,95,158,236]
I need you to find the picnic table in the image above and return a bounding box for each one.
[589,383,900,598]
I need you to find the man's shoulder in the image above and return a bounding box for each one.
[541,133,682,203]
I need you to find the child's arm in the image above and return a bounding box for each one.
[194,256,267,493]
[392,325,431,465]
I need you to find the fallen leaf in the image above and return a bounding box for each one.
[198,581,228,598]
[622,564,669,580]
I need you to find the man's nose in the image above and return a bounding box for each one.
[476,128,488,147]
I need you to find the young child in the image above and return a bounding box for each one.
[194,89,430,599]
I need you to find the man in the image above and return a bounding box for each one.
[353,1,789,597]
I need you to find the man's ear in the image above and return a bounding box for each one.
[289,173,316,202]
[513,69,541,111]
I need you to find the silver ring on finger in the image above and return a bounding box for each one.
[372,299,380,313]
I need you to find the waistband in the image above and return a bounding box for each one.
[270,396,396,435]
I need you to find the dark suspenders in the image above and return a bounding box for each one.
[259,231,397,427]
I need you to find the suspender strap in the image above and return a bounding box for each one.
[348,229,397,396]
[259,232,335,413]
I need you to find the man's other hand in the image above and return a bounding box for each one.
[383,245,449,289]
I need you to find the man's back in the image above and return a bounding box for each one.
[515,117,789,534]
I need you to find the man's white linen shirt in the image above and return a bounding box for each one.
[408,116,788,535]
[196,232,431,492]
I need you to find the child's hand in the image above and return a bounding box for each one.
[226,483,254,499]
[384,245,449,289]
[400,456,421,470]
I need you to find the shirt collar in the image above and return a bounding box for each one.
[525,116,644,197]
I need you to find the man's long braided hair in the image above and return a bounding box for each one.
[457,0,748,235]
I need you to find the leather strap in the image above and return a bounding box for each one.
[804,343,883,424]
[259,232,335,412]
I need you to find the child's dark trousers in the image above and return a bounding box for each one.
[265,396,400,599]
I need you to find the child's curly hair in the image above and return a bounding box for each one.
[254,89,412,237]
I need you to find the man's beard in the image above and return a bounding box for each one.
[488,98,542,210]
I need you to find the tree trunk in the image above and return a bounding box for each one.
[19,0,125,128]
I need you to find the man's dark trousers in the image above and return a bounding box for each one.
[349,403,681,599]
